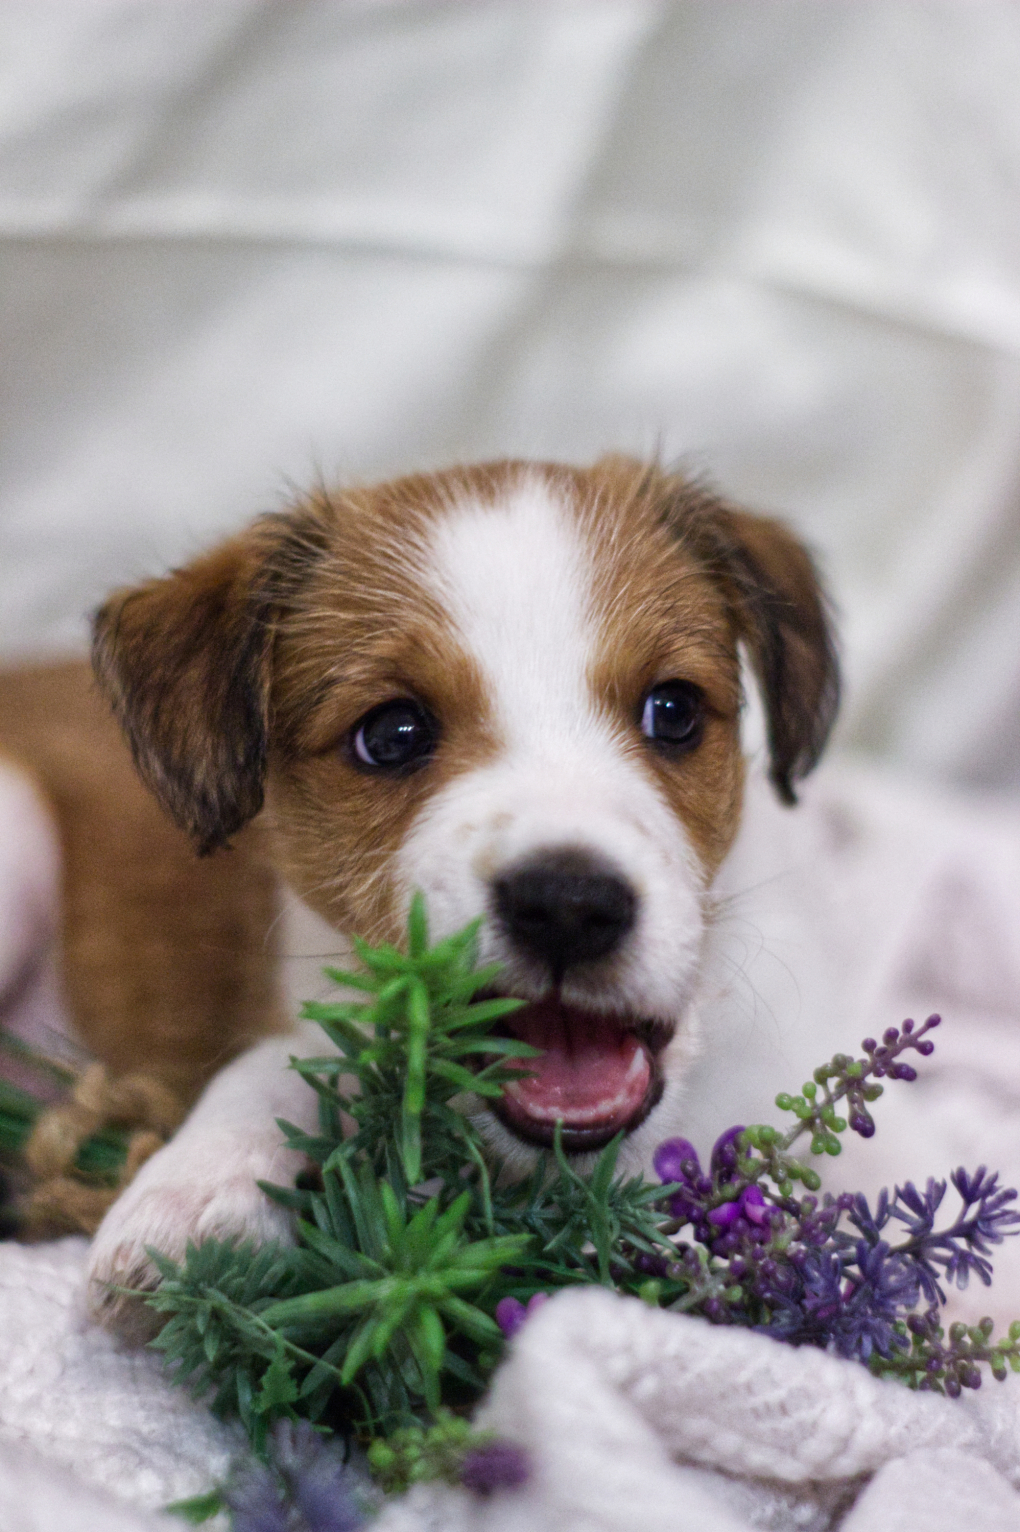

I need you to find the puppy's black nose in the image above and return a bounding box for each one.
[492,849,638,973]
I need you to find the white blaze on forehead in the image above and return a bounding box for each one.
[425,477,604,753]
[402,473,708,1042]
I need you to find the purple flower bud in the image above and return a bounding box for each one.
[496,1293,548,1338]
[708,1199,742,1227]
[883,1027,899,1045]
[862,1038,877,1053]
[667,1194,699,1225]
[916,1040,935,1056]
[850,1111,875,1138]
[653,1137,702,1185]
[710,1126,746,1181]
[891,1063,917,1082]
[495,1298,527,1337]
[741,1185,769,1225]
[460,1440,531,1497]
[925,1013,942,1028]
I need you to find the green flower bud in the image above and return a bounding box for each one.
[775,1093,794,1111]
[639,1280,663,1306]
[801,1168,822,1191]
[802,1082,817,1100]
[1009,1320,1020,1342]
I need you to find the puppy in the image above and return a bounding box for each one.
[1,457,838,1327]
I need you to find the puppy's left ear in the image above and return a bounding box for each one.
[92,524,281,854]
[697,503,840,803]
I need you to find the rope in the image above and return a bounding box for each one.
[19,1065,185,1238]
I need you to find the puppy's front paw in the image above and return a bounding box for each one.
[85,1127,298,1341]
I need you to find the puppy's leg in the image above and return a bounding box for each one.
[0,757,62,1042]
[86,1018,331,1335]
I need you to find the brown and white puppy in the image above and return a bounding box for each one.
[5,456,839,1324]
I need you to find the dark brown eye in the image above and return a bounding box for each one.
[351,700,437,770]
[639,681,704,751]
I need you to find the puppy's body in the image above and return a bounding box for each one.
[0,661,282,1098]
[0,458,837,1323]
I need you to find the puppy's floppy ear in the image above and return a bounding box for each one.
[716,506,839,803]
[92,524,281,854]
[673,487,840,803]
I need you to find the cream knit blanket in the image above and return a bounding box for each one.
[3,1239,1020,1531]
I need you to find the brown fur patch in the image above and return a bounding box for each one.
[0,662,283,1101]
[562,458,747,876]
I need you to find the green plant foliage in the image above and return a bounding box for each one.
[139,894,1020,1488]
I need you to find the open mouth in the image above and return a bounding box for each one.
[490,996,672,1152]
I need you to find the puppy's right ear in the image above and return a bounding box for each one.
[92,526,280,854]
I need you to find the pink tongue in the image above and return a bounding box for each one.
[501,999,651,1130]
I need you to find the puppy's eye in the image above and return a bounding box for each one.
[351,700,437,770]
[639,681,704,750]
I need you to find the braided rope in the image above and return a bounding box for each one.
[20,1065,185,1237]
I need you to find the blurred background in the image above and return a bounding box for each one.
[1,0,1018,793]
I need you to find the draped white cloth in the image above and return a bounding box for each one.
[0,1,1019,791]
[3,5,1020,1528]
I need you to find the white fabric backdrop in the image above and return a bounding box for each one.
[0,0,1018,790]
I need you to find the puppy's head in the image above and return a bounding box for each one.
[93,459,838,1169]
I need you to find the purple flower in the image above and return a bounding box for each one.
[710,1125,747,1182]
[224,1463,289,1532]
[708,1183,769,1229]
[226,1420,368,1532]
[653,1137,701,1186]
[496,1292,549,1338]
[460,1440,531,1497]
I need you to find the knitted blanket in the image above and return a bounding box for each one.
[3,1239,1020,1531]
